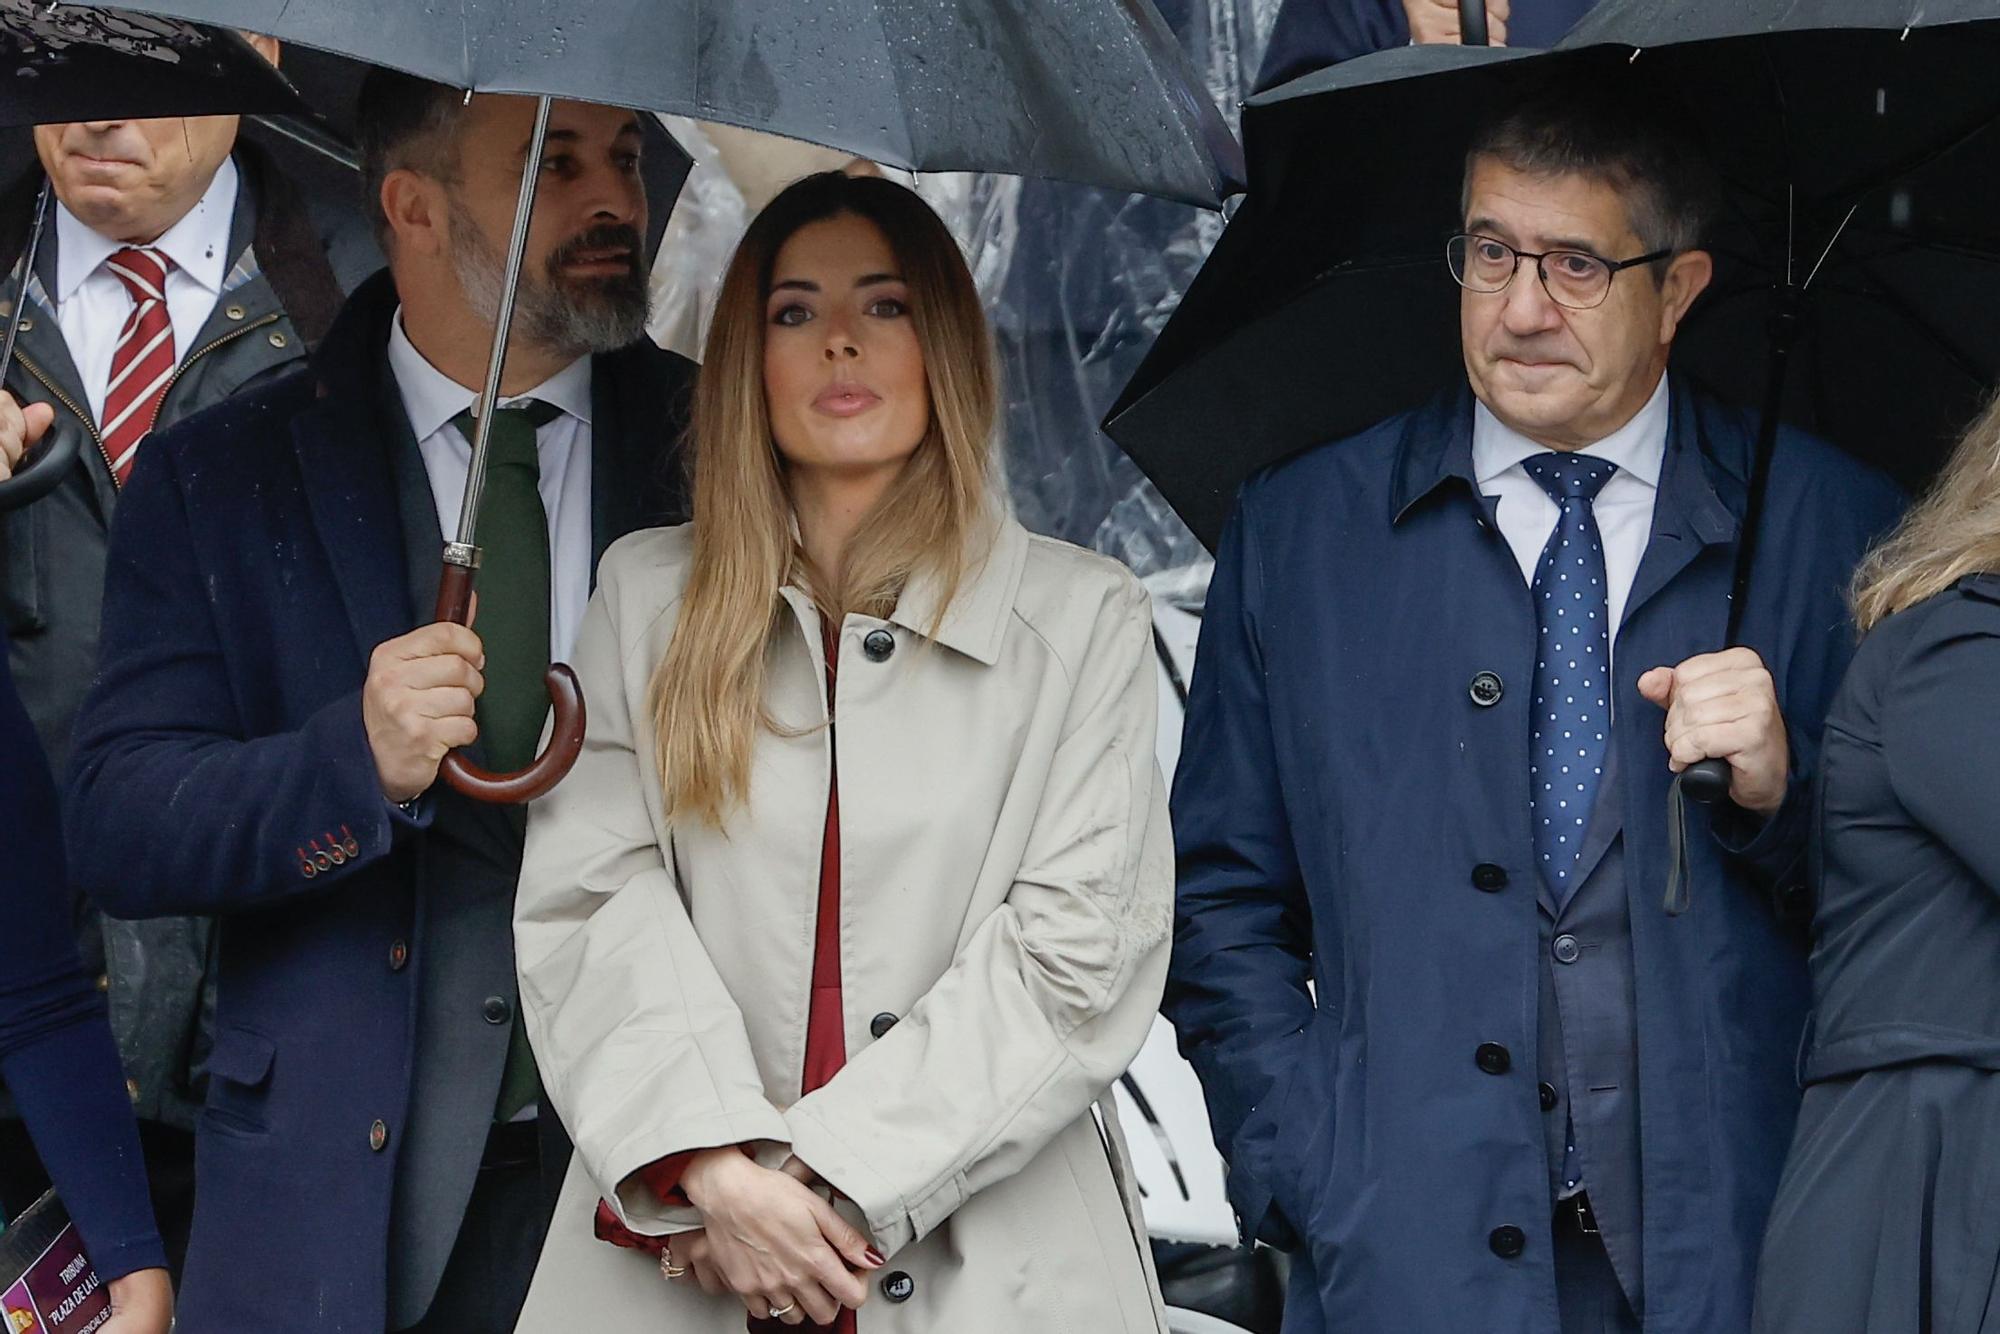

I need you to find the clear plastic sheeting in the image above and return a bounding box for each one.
[646,0,1277,588]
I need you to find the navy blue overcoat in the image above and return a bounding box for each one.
[60,273,692,1332]
[1165,381,1903,1333]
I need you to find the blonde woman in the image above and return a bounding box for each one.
[1752,400,2000,1333]
[512,172,1172,1333]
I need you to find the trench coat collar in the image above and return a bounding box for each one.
[1388,373,1742,548]
[882,505,1030,667]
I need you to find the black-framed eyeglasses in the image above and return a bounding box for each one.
[1446,233,1672,310]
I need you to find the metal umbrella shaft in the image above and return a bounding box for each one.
[0,182,85,514]
[432,94,586,805]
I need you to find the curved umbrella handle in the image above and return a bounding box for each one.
[1459,0,1490,44]
[0,418,84,514]
[431,560,586,805]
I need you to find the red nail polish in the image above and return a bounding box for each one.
[864,1248,885,1267]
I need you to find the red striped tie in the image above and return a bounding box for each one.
[99,247,176,487]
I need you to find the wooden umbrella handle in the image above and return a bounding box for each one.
[431,560,586,805]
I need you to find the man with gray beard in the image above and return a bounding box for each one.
[61,68,696,1332]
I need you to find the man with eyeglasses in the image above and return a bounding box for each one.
[1166,80,1903,1333]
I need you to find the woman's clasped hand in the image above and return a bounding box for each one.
[667,1148,883,1325]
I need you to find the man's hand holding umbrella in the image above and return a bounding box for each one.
[0,391,53,483]
[1640,648,1790,817]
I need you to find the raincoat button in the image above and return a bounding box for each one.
[1469,671,1503,707]
[881,1271,914,1303]
[369,1119,389,1152]
[225,303,246,321]
[125,1078,140,1102]
[1489,1225,1526,1258]
[1474,1042,1511,1075]
[96,973,110,993]
[863,629,895,662]
[268,330,289,348]
[869,1012,898,1039]
[389,940,409,972]
[15,317,30,332]
[1471,863,1508,892]
[1553,934,1582,965]
[482,996,511,1025]
[1539,1081,1559,1111]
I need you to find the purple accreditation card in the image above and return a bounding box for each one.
[0,1193,111,1333]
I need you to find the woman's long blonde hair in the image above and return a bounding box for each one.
[649,172,998,825]
[1853,392,2000,632]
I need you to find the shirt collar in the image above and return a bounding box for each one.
[54,155,238,304]
[385,304,593,444]
[1472,373,1670,490]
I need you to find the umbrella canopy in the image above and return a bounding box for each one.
[0,0,307,126]
[107,0,1244,207]
[1106,15,2000,547]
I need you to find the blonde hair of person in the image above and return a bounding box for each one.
[648,172,999,825]
[1853,391,2000,632]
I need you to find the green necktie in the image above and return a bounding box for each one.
[453,398,561,1123]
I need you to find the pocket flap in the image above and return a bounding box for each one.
[206,1027,276,1087]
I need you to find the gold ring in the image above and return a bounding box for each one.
[767,1301,797,1317]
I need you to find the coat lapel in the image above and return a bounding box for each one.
[1620,380,1740,636]
[294,392,416,660]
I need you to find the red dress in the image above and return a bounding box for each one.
[595,616,857,1334]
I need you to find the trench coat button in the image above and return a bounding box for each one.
[369,1119,389,1152]
[1471,863,1508,892]
[1539,1081,1559,1111]
[869,1012,898,1039]
[268,330,289,349]
[863,629,896,662]
[881,1271,914,1303]
[15,317,30,332]
[1474,1042,1511,1075]
[1489,1224,1526,1258]
[1552,934,1582,965]
[225,303,246,321]
[1468,671,1503,707]
[389,940,409,972]
[482,996,511,1025]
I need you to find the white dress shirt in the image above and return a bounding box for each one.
[1473,374,1669,663]
[386,309,594,661]
[54,156,238,425]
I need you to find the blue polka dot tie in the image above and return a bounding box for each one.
[1522,453,1618,895]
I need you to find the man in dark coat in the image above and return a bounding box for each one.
[1165,87,1904,1333]
[0,32,371,1275]
[62,71,694,1332]
[1256,0,1597,90]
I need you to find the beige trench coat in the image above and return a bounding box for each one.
[513,513,1173,1332]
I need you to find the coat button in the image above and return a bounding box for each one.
[125,1078,140,1102]
[1474,1042,1511,1075]
[863,629,896,662]
[1552,934,1582,965]
[869,1012,898,1039]
[1489,1225,1526,1258]
[389,940,409,971]
[1539,1081,1559,1111]
[96,973,110,993]
[1468,671,1504,707]
[369,1119,389,1152]
[881,1271,914,1303]
[482,996,511,1025]
[225,303,246,321]
[1471,863,1508,892]
[268,330,289,349]
[15,317,30,332]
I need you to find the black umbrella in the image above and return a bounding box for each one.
[1106,24,2000,545]
[0,0,309,512]
[106,0,1245,208]
[103,0,1244,805]
[1105,6,2000,867]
